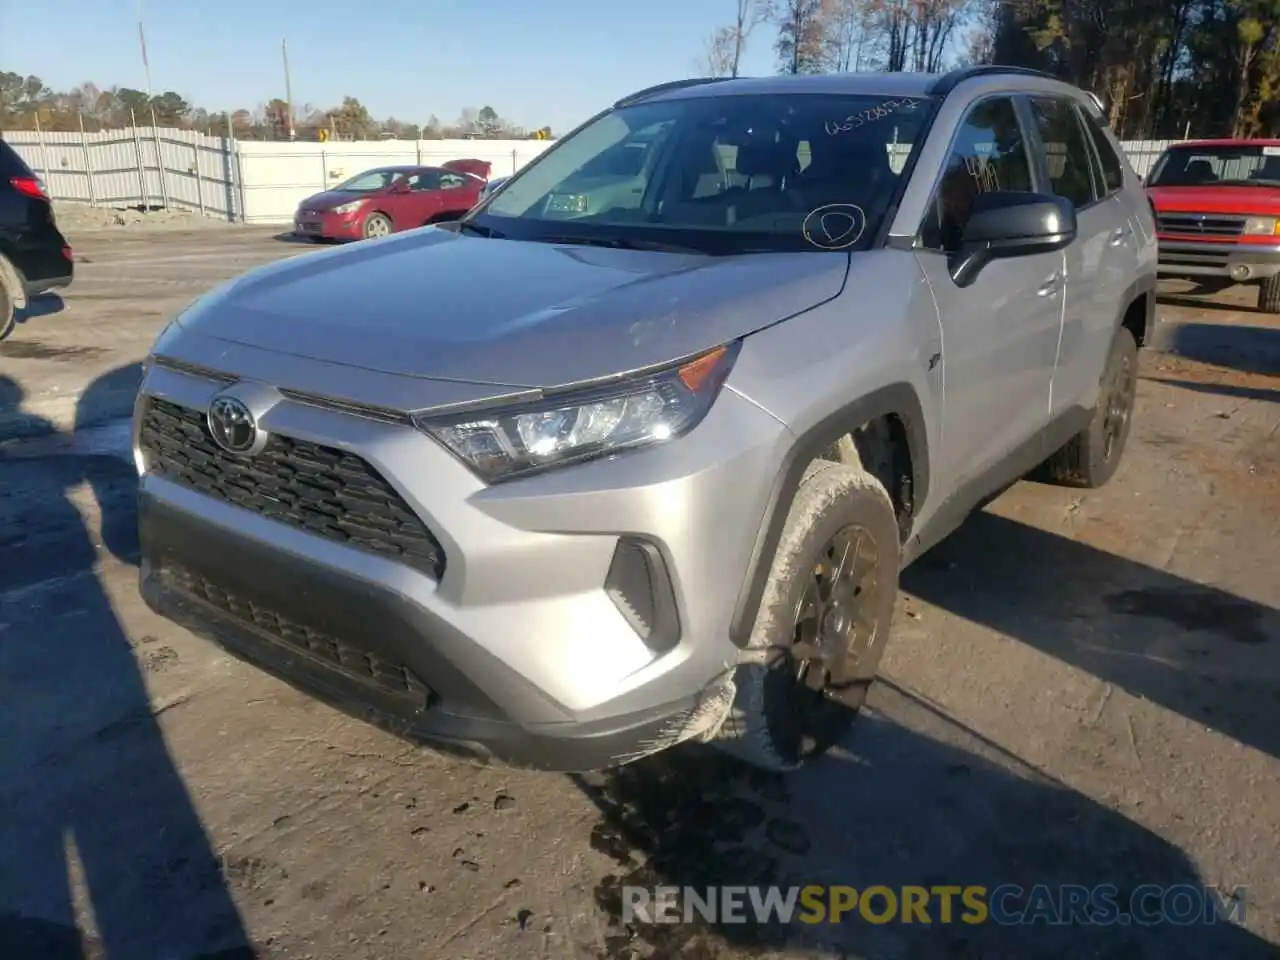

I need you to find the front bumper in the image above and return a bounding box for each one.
[294,211,363,240]
[1156,238,1280,281]
[134,360,786,770]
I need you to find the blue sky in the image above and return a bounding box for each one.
[0,0,783,133]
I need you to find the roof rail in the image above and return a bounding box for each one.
[614,77,735,108]
[927,65,1063,96]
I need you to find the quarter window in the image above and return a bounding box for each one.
[919,96,1033,251]
[1028,97,1098,208]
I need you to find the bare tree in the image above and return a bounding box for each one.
[732,0,776,75]
[775,0,831,74]
[701,1,775,77]
[698,26,739,76]
[826,0,882,71]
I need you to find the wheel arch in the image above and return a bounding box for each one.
[728,382,930,647]
[1119,272,1156,347]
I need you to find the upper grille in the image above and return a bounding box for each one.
[1155,213,1245,237]
[139,397,445,578]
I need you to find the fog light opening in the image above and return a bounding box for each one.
[604,537,680,655]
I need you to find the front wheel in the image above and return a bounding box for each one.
[714,460,901,772]
[1040,326,1138,488]
[362,212,392,240]
[1260,274,1280,314]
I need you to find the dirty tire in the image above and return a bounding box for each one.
[1042,326,1138,488]
[0,270,14,342]
[714,459,900,772]
[362,212,392,240]
[1260,275,1280,314]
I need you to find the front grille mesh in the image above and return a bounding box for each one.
[162,563,431,705]
[1155,213,1245,237]
[139,397,445,578]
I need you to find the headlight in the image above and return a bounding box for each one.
[332,201,361,215]
[415,342,740,482]
[1243,216,1280,237]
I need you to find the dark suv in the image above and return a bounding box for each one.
[0,137,74,340]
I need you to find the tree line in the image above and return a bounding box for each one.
[0,73,554,141]
[701,0,1280,139]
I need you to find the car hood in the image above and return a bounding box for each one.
[171,227,849,389]
[298,190,372,212]
[1146,185,1280,216]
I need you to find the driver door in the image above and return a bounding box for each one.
[391,169,443,227]
[912,95,1065,492]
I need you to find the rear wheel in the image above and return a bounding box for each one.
[362,212,392,240]
[714,460,900,772]
[1040,326,1138,488]
[1260,274,1280,314]
[0,269,15,341]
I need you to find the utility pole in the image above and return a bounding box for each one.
[137,0,153,99]
[282,37,296,140]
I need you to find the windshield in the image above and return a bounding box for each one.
[1147,145,1280,187]
[333,169,403,192]
[469,92,935,254]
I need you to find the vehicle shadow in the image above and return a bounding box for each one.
[17,292,66,324]
[903,510,1279,758]
[1142,376,1279,403]
[271,232,335,245]
[1155,320,1280,376]
[574,683,1272,958]
[0,374,255,958]
[74,363,144,565]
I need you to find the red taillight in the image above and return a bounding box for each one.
[10,176,47,200]
[62,245,73,261]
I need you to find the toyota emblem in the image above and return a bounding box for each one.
[207,395,259,454]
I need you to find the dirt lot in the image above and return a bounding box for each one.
[0,224,1277,960]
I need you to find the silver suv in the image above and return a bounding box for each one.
[134,67,1156,772]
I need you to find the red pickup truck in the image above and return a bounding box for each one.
[1145,138,1280,313]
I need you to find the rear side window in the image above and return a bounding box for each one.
[1028,97,1098,208]
[0,140,35,178]
[1080,109,1124,193]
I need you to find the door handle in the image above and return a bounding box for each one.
[1037,272,1062,297]
[1108,226,1131,247]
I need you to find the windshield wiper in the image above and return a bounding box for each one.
[537,234,709,255]
[456,220,503,238]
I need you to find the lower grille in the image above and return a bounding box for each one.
[138,397,445,578]
[1156,213,1245,237]
[162,562,433,706]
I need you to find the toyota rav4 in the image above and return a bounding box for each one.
[133,66,1156,772]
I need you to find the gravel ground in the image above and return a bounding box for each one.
[0,229,1277,959]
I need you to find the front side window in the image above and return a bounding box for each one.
[1146,144,1280,187]
[471,92,935,254]
[1028,97,1098,208]
[919,97,1033,251]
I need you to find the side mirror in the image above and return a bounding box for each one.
[950,191,1076,287]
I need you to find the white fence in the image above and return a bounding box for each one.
[1,125,1181,226]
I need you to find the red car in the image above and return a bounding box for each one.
[294,158,491,242]
[1145,138,1280,312]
